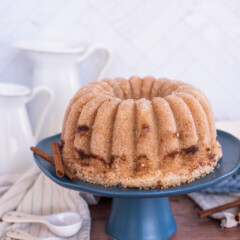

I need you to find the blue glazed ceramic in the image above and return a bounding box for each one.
[33,130,240,240]
[106,197,176,240]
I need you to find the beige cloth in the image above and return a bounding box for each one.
[0,165,98,239]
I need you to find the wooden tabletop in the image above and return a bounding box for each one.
[89,195,240,240]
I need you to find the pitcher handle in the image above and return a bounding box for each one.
[76,44,111,81]
[26,86,53,140]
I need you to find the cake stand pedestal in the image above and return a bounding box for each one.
[33,130,240,240]
[106,197,176,240]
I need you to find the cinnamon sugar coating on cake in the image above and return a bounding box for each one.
[61,77,222,188]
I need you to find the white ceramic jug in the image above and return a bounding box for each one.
[14,41,111,139]
[0,83,53,174]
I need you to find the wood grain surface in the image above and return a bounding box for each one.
[89,195,240,240]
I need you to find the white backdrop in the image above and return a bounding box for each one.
[0,0,240,120]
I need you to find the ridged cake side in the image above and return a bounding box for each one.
[61,77,222,188]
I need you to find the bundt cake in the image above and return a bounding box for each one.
[61,76,222,188]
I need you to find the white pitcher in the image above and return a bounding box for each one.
[14,41,111,139]
[0,83,53,174]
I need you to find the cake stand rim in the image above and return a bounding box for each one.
[33,130,240,198]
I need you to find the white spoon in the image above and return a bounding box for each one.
[2,211,82,237]
[5,229,59,240]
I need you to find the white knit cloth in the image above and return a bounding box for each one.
[0,165,98,239]
[188,121,240,228]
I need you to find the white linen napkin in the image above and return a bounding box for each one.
[0,165,98,239]
[188,121,240,228]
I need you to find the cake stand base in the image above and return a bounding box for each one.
[106,197,176,240]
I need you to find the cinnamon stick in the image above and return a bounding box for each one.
[30,146,54,164]
[30,146,77,181]
[199,199,240,218]
[51,142,64,177]
[64,168,78,182]
[235,211,240,222]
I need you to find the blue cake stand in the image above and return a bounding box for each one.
[33,130,240,240]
